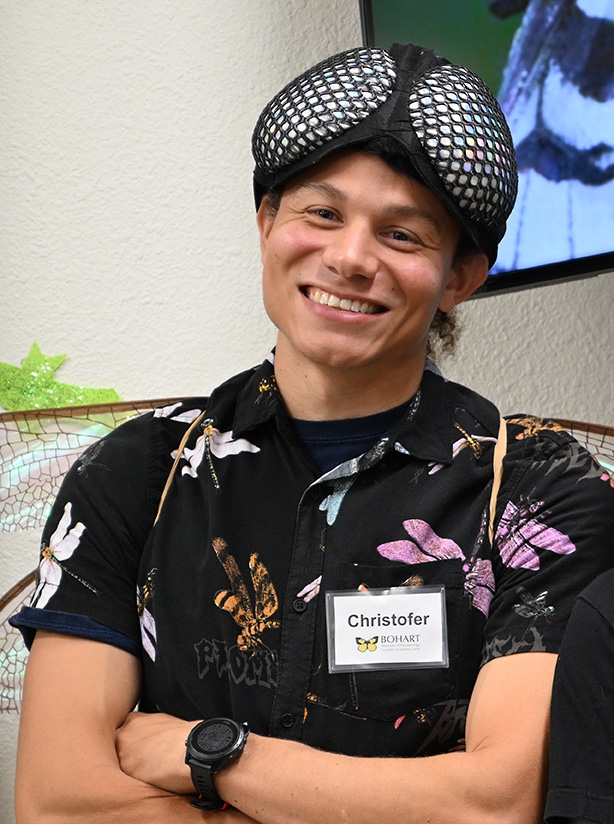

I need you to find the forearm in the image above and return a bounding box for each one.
[218,733,543,824]
[16,768,202,824]
[117,654,554,824]
[220,654,554,824]
[15,633,257,824]
[117,721,543,824]
[16,739,258,824]
[16,787,258,824]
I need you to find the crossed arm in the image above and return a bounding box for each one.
[16,630,556,824]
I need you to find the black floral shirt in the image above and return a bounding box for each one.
[12,357,614,757]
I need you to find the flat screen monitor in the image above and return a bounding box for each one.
[359,0,614,295]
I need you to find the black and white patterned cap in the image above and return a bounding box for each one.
[252,43,518,267]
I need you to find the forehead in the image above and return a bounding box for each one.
[282,150,461,235]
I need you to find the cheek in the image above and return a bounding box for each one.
[261,257,291,327]
[261,273,279,330]
[394,263,447,305]
[263,228,320,288]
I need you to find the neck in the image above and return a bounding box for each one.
[273,338,425,421]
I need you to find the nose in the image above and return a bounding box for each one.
[321,220,379,280]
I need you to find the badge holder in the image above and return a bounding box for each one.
[325,585,448,673]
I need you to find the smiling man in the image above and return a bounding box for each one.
[258,150,485,419]
[12,43,614,824]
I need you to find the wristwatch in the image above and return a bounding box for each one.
[185,717,250,810]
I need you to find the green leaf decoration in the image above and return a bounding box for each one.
[0,343,121,411]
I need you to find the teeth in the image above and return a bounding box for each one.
[308,288,379,314]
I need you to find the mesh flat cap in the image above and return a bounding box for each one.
[252,43,518,267]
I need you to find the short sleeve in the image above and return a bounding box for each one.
[545,570,614,824]
[10,405,192,648]
[482,419,614,663]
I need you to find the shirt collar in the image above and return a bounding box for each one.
[391,368,454,464]
[229,354,455,465]
[231,354,284,436]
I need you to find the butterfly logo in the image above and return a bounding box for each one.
[356,636,378,653]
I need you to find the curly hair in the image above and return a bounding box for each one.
[426,308,461,362]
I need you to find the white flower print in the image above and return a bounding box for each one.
[428,435,497,475]
[175,426,260,479]
[31,502,86,609]
[139,602,157,662]
[153,402,183,418]
[137,569,158,662]
[154,403,204,424]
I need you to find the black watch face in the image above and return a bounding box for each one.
[194,720,237,756]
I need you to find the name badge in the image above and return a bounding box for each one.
[325,586,448,672]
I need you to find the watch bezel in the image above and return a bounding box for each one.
[187,718,247,762]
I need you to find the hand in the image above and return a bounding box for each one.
[116,710,196,794]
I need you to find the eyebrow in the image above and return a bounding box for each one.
[292,181,443,235]
[293,181,344,200]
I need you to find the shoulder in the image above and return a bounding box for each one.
[45,397,212,531]
[500,413,610,492]
[81,397,211,468]
[576,566,614,622]
[504,414,577,453]
[422,368,501,436]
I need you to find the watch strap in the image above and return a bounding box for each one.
[187,762,226,810]
[185,718,249,811]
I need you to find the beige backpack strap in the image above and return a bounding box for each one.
[154,409,209,526]
[488,417,508,546]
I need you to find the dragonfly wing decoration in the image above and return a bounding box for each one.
[556,419,614,481]
[1,399,180,533]
[0,398,180,713]
[0,572,35,713]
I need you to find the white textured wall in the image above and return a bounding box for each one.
[449,274,613,422]
[0,2,362,820]
[1,2,612,821]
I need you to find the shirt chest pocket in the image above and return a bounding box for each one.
[310,559,471,723]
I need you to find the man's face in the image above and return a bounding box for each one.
[258,150,487,381]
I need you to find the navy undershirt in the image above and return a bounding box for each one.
[291,399,412,473]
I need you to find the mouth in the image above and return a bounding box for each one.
[303,287,385,315]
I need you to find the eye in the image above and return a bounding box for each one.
[386,228,422,247]
[307,207,339,222]
[391,229,411,242]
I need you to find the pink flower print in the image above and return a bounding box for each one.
[496,499,576,571]
[601,471,614,489]
[464,558,495,616]
[378,520,465,565]
[297,576,322,603]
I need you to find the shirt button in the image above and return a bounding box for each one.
[292,598,307,613]
[280,713,295,728]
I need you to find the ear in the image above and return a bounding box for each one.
[256,197,276,261]
[438,252,489,312]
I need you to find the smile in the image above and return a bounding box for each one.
[305,288,384,315]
